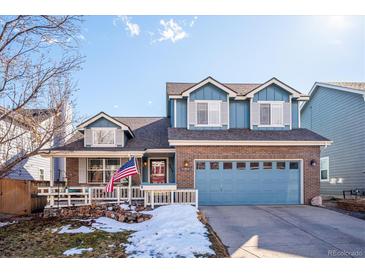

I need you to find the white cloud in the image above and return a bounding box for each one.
[114,16,140,37]
[113,104,119,109]
[190,16,198,27]
[148,101,153,105]
[155,19,188,43]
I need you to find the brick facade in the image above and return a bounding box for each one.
[65,157,142,186]
[174,145,321,205]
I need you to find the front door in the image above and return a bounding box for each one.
[150,159,167,183]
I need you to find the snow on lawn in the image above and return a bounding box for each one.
[58,225,94,234]
[63,247,93,256]
[0,221,16,228]
[92,204,215,258]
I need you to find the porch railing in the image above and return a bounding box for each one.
[38,186,198,209]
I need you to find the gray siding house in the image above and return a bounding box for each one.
[301,82,365,196]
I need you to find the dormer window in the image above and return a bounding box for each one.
[196,100,221,127]
[92,128,116,147]
[258,101,284,127]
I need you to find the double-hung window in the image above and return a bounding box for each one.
[196,101,221,127]
[92,128,116,147]
[258,102,284,127]
[87,158,127,184]
[320,157,329,181]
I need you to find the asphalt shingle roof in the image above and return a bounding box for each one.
[51,117,170,151]
[168,128,330,142]
[324,82,365,92]
[166,82,261,96]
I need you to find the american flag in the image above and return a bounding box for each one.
[105,157,139,192]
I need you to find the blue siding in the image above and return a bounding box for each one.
[301,86,365,195]
[176,98,187,128]
[253,84,290,102]
[86,117,121,128]
[229,100,249,128]
[190,83,228,101]
[170,99,174,127]
[196,160,301,205]
[292,100,299,128]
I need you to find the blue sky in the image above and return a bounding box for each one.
[76,16,364,117]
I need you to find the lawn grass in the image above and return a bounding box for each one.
[0,217,131,258]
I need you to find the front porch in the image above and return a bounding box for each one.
[39,149,198,208]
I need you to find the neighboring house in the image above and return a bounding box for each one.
[42,77,330,205]
[0,104,72,182]
[301,82,365,196]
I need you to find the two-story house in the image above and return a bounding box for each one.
[42,77,330,205]
[301,82,365,197]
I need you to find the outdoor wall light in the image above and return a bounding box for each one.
[183,160,189,168]
[143,161,147,167]
[310,159,317,166]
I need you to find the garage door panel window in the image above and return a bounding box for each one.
[196,161,205,170]
[276,161,286,170]
[210,162,219,170]
[250,162,259,170]
[223,162,233,170]
[236,162,246,170]
[289,162,299,170]
[263,162,272,170]
[320,157,329,181]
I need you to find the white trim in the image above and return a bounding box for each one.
[289,95,292,130]
[169,95,183,99]
[145,148,176,154]
[50,156,54,186]
[40,151,145,158]
[181,77,237,97]
[39,168,45,181]
[91,128,117,147]
[193,158,304,204]
[257,101,285,127]
[249,98,253,130]
[169,140,332,146]
[173,99,177,127]
[320,156,330,182]
[187,95,190,130]
[195,100,222,127]
[298,100,301,128]
[77,112,132,133]
[301,82,365,111]
[246,78,304,99]
[227,94,230,129]
[147,157,169,184]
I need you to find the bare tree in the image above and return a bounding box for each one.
[0,16,84,178]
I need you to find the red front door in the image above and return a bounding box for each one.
[150,159,167,183]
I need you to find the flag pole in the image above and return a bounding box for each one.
[128,154,132,205]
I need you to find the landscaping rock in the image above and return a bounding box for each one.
[337,199,365,212]
[42,203,152,223]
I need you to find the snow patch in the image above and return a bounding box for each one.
[93,205,214,258]
[0,221,16,228]
[63,247,93,256]
[58,225,94,234]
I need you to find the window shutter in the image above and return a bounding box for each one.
[251,102,260,126]
[283,102,291,125]
[78,158,87,184]
[221,102,228,125]
[84,129,92,146]
[116,129,124,147]
[188,101,196,126]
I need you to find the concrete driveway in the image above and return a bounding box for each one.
[201,205,365,258]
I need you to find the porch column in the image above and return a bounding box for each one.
[50,156,54,187]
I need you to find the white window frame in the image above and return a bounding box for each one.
[195,100,222,127]
[87,158,127,184]
[320,156,330,182]
[91,128,117,147]
[39,168,45,181]
[257,101,284,128]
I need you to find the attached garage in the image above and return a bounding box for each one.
[195,160,302,205]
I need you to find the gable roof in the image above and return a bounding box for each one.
[77,112,134,137]
[49,117,170,152]
[167,77,308,100]
[301,81,365,111]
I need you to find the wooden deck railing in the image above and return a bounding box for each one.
[38,186,198,208]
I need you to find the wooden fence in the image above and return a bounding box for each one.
[0,179,47,215]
